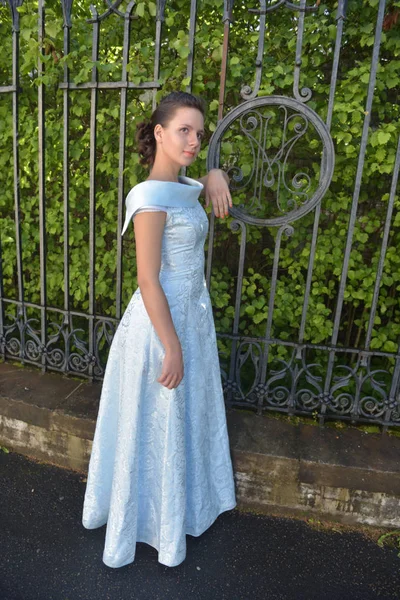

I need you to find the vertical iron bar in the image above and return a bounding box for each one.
[364,135,400,430]
[292,0,311,104]
[205,1,233,287]
[227,220,247,407]
[326,0,347,131]
[295,0,347,427]
[180,0,197,179]
[218,20,230,121]
[206,0,231,289]
[364,135,400,350]
[88,6,99,379]
[152,0,166,111]
[205,204,215,290]
[185,0,197,94]
[11,3,24,331]
[322,0,387,421]
[218,1,234,122]
[259,225,294,415]
[297,0,347,353]
[38,0,47,369]
[241,0,265,101]
[62,1,72,370]
[116,1,135,321]
[205,141,221,290]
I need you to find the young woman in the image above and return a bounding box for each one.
[82,91,237,568]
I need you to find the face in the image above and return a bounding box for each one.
[154,106,204,168]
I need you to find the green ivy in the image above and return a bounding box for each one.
[0,0,399,374]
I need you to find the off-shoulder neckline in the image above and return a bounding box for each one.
[136,175,203,189]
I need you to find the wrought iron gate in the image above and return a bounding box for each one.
[0,0,399,430]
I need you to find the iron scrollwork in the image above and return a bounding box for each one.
[207,95,335,227]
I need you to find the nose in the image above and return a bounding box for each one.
[189,133,199,148]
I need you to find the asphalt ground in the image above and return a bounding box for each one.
[1,451,400,600]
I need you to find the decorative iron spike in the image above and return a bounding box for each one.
[2,0,24,31]
[60,0,73,28]
[157,0,167,21]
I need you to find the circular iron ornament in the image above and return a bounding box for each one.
[207,96,335,227]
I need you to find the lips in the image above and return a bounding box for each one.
[184,151,195,157]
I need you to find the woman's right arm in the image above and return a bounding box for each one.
[133,211,183,389]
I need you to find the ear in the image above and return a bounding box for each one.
[154,124,163,143]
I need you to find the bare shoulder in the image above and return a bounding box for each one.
[134,212,167,280]
[133,211,167,247]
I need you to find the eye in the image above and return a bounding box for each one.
[197,132,203,140]
[181,127,188,133]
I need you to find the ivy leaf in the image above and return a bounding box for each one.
[46,21,61,39]
[377,131,391,145]
[136,2,145,17]
[375,147,386,162]
[211,46,223,61]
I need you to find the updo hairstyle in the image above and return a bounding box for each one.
[135,91,206,168]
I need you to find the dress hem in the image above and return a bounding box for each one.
[101,501,237,569]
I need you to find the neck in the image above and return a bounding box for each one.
[148,159,181,183]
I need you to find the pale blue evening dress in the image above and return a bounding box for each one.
[82,175,237,568]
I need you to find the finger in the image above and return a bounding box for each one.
[157,371,170,385]
[167,375,179,390]
[227,190,233,208]
[205,191,210,208]
[215,197,223,218]
[218,197,226,218]
[221,196,229,217]
[161,375,172,388]
[225,194,231,215]
[212,200,220,218]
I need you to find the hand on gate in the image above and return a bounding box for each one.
[204,169,233,219]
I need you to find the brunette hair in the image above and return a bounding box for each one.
[135,91,206,168]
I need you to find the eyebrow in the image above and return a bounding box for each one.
[180,123,205,134]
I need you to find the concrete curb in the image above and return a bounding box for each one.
[1,362,399,528]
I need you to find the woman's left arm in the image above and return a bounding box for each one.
[195,168,232,218]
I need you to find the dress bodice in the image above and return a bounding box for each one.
[122,175,208,280]
[159,203,208,278]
